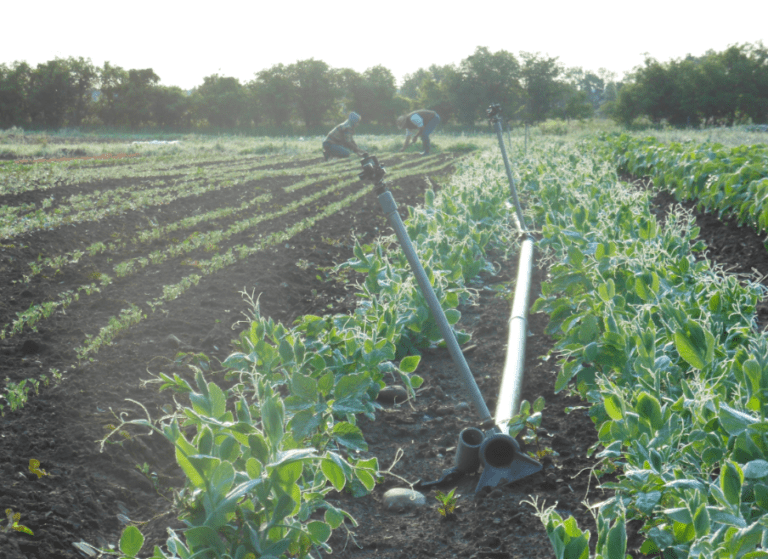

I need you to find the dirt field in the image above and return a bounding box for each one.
[1,148,766,559]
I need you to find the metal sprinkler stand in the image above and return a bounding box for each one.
[358,149,541,493]
[358,154,494,428]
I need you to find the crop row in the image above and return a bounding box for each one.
[599,133,768,234]
[1,156,338,238]
[73,157,460,361]
[516,136,768,558]
[0,148,302,196]
[0,153,458,416]
[20,152,427,282]
[100,145,525,559]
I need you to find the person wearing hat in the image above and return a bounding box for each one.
[397,109,440,155]
[322,112,362,160]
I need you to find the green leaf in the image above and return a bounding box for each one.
[720,404,757,436]
[722,461,744,507]
[639,539,659,555]
[279,338,294,363]
[597,279,615,302]
[604,519,627,559]
[564,534,590,559]
[604,394,623,421]
[289,408,325,441]
[307,521,332,544]
[744,459,768,479]
[321,458,346,491]
[290,372,318,403]
[262,396,285,448]
[325,507,345,529]
[399,355,421,374]
[578,314,599,343]
[635,392,663,430]
[693,504,710,538]
[332,422,367,451]
[175,435,206,488]
[248,433,270,463]
[444,309,461,325]
[207,382,227,420]
[335,373,369,400]
[271,494,297,524]
[185,525,226,555]
[754,483,768,510]
[664,507,692,524]
[356,468,375,492]
[674,320,708,370]
[119,526,144,558]
[635,491,661,515]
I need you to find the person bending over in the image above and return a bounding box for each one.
[397,109,440,155]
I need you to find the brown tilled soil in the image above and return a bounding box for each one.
[1,151,766,559]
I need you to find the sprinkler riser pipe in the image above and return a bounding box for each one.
[454,427,484,473]
[377,190,493,425]
[493,118,527,233]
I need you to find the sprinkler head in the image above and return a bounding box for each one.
[358,152,386,184]
[486,103,502,124]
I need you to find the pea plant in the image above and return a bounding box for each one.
[96,148,526,558]
[518,136,768,557]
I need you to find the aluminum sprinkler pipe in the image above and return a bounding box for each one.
[494,235,535,429]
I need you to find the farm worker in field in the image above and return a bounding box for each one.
[397,109,440,155]
[322,112,363,161]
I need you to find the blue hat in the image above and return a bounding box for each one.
[348,112,361,125]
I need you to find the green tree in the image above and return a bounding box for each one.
[520,52,561,122]
[721,43,768,124]
[331,67,363,120]
[399,64,457,122]
[192,74,247,128]
[151,85,191,127]
[414,74,455,122]
[352,65,398,124]
[400,68,430,100]
[452,47,522,125]
[599,80,619,119]
[65,57,97,126]
[696,50,735,125]
[252,63,295,127]
[29,59,77,128]
[612,81,644,126]
[0,61,32,127]
[289,59,336,129]
[96,62,128,126]
[121,69,160,129]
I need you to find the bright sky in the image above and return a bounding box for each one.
[3,0,766,91]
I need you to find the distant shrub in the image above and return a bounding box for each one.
[447,141,480,153]
[239,142,282,155]
[629,116,656,130]
[538,119,569,136]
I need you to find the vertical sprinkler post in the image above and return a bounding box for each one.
[487,104,527,233]
[525,123,529,155]
[357,154,494,428]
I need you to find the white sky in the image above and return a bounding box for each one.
[3,0,766,91]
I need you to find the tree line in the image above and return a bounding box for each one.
[0,47,615,131]
[615,42,768,126]
[1,43,765,131]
